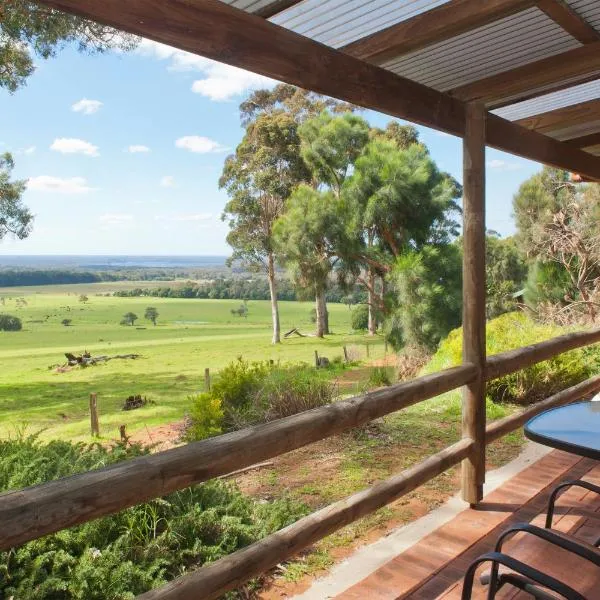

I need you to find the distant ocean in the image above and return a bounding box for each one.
[0,255,230,269]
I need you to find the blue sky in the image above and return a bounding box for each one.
[0,38,542,256]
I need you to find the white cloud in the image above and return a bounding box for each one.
[27,176,94,194]
[156,213,212,222]
[99,213,134,225]
[175,135,227,154]
[137,39,275,101]
[15,146,36,155]
[72,98,103,115]
[487,159,523,171]
[127,144,151,153]
[160,175,175,187]
[50,138,99,157]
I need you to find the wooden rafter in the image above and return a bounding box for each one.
[340,0,535,65]
[565,131,600,149]
[32,0,600,181]
[451,42,600,107]
[537,0,600,44]
[255,0,303,19]
[515,99,600,137]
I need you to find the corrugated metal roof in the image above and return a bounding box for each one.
[494,79,600,122]
[382,8,580,92]
[217,0,600,150]
[270,0,451,48]
[567,0,600,32]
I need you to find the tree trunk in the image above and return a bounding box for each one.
[267,252,281,344]
[315,290,328,338]
[368,268,376,336]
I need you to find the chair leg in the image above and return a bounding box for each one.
[546,479,600,529]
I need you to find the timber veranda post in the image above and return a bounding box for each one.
[461,102,487,505]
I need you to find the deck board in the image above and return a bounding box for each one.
[333,450,600,600]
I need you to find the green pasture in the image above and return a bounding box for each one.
[0,284,384,441]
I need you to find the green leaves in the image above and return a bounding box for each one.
[0,152,31,241]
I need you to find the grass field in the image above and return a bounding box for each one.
[0,283,384,441]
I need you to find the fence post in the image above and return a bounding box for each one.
[204,368,211,392]
[343,345,349,363]
[89,393,100,437]
[314,350,319,368]
[461,102,487,506]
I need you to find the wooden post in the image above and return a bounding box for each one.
[89,393,100,437]
[461,102,487,506]
[314,350,319,368]
[204,368,211,392]
[343,345,349,363]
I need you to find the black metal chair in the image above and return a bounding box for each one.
[461,523,600,599]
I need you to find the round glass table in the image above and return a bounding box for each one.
[524,399,600,460]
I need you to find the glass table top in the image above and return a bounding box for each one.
[524,399,600,460]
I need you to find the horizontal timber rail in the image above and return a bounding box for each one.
[0,364,476,551]
[486,374,600,443]
[138,438,474,600]
[485,327,600,381]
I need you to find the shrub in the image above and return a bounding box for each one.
[187,360,339,436]
[186,393,224,440]
[424,312,595,404]
[61,318,72,327]
[252,366,338,422]
[351,304,369,331]
[0,435,307,599]
[368,366,394,387]
[0,313,22,331]
[211,358,271,427]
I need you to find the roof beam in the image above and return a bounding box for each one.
[256,0,303,19]
[564,131,600,149]
[33,0,600,181]
[515,99,600,137]
[341,0,535,65]
[536,0,600,44]
[450,42,600,107]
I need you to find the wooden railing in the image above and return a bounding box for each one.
[1,328,600,600]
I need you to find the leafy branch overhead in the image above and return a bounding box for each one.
[0,1,138,92]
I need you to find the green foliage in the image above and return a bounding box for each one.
[425,312,595,404]
[386,244,462,352]
[485,234,527,318]
[121,312,138,326]
[524,261,573,307]
[144,306,159,325]
[368,366,394,387]
[1,152,31,241]
[351,304,369,331]
[187,393,224,440]
[79,294,88,303]
[513,167,600,318]
[0,1,138,92]
[0,313,22,331]
[0,436,307,599]
[187,359,339,435]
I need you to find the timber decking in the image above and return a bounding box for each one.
[334,449,600,599]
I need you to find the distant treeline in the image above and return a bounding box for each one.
[0,268,230,287]
[113,279,367,304]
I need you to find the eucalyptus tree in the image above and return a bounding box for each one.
[275,111,370,337]
[0,153,31,241]
[0,1,138,92]
[220,111,310,343]
[343,138,462,340]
